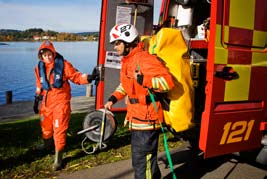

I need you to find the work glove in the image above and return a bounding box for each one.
[145,92,170,111]
[87,75,93,83]
[155,92,170,111]
[33,95,42,114]
[87,66,100,86]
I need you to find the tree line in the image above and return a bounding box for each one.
[0,28,99,41]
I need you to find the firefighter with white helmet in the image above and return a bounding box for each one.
[105,24,174,178]
[109,23,140,56]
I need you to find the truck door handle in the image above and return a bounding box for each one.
[215,66,239,81]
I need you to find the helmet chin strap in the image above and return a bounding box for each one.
[122,43,131,56]
[123,48,130,56]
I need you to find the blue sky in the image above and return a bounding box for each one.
[0,0,161,33]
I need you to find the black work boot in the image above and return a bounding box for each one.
[35,138,54,151]
[52,150,63,171]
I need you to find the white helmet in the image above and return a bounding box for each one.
[109,24,139,43]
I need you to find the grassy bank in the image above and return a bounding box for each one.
[0,112,183,179]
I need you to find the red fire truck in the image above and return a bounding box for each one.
[79,0,267,165]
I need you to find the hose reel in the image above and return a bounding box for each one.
[77,109,117,154]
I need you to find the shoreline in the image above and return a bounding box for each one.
[0,96,95,123]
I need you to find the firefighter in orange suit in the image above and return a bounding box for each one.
[104,24,174,179]
[33,40,97,171]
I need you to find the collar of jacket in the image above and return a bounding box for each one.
[122,42,144,61]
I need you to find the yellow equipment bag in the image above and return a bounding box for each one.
[149,28,194,132]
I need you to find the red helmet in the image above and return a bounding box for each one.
[38,40,56,58]
[109,24,139,44]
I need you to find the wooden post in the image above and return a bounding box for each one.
[86,84,93,97]
[6,90,12,104]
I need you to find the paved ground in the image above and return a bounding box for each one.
[58,146,267,179]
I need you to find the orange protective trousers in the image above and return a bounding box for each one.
[40,102,71,151]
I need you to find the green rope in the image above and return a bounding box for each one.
[148,89,177,179]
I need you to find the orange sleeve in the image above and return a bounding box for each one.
[64,60,89,85]
[140,55,174,92]
[111,83,127,102]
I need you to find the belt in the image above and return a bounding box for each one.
[129,98,139,104]
[128,95,159,105]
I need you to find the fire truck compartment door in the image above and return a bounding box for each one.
[95,0,154,110]
[199,0,267,158]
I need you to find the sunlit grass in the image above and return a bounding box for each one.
[0,112,183,179]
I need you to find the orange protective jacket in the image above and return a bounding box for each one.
[111,43,174,130]
[35,59,89,106]
[35,43,89,106]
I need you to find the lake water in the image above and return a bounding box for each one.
[0,41,98,104]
